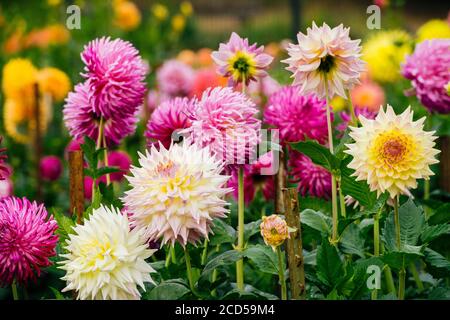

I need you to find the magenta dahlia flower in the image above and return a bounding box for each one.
[156,59,195,98]
[81,37,148,117]
[64,82,138,146]
[0,197,58,286]
[264,86,330,145]
[184,86,261,166]
[40,156,63,182]
[0,178,13,200]
[402,39,450,114]
[0,137,8,180]
[105,150,132,183]
[289,151,331,199]
[145,97,193,149]
[212,32,273,86]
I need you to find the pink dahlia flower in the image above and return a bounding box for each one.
[64,82,138,146]
[0,178,13,199]
[105,150,132,183]
[184,86,261,166]
[81,37,147,117]
[0,137,8,180]
[145,97,193,149]
[212,32,273,86]
[350,81,385,112]
[402,39,450,114]
[264,86,330,144]
[243,75,281,105]
[156,59,195,97]
[40,156,63,182]
[0,197,58,286]
[289,151,331,199]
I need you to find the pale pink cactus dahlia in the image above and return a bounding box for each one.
[81,37,148,117]
[212,32,273,86]
[122,141,231,246]
[0,197,58,286]
[402,39,450,114]
[64,82,138,146]
[289,151,332,199]
[145,97,193,149]
[156,59,195,97]
[184,87,261,166]
[283,22,366,99]
[264,86,330,145]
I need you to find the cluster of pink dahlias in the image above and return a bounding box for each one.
[64,37,147,146]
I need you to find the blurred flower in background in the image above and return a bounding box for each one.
[151,3,169,21]
[113,0,141,31]
[37,67,71,102]
[350,80,385,112]
[416,18,450,43]
[157,59,195,97]
[40,156,63,182]
[180,1,193,17]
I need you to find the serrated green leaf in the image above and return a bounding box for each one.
[424,248,450,274]
[340,157,376,207]
[300,209,331,234]
[49,287,66,300]
[339,224,365,258]
[97,166,121,177]
[290,140,340,171]
[52,208,75,241]
[244,244,281,275]
[202,250,243,275]
[316,237,344,288]
[144,280,190,300]
[244,219,262,243]
[421,224,450,243]
[210,219,236,246]
[429,203,450,225]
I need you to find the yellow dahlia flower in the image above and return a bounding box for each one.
[363,30,412,83]
[37,67,71,102]
[122,141,231,246]
[417,19,450,43]
[113,0,141,31]
[2,58,38,99]
[345,105,439,198]
[59,205,156,300]
[171,14,186,33]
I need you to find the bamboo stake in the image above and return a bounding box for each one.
[69,150,85,224]
[282,187,306,300]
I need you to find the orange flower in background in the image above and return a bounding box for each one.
[189,67,227,98]
[3,30,25,54]
[265,42,281,59]
[351,81,385,112]
[37,67,71,102]
[196,48,213,67]
[24,24,69,49]
[177,49,196,66]
[113,0,141,31]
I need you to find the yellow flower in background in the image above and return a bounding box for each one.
[345,105,440,198]
[330,96,347,112]
[37,67,71,102]
[363,30,412,83]
[260,215,290,251]
[416,19,450,43]
[113,1,141,31]
[2,58,38,100]
[446,82,450,96]
[171,14,186,33]
[47,0,61,6]
[180,1,193,17]
[152,3,168,21]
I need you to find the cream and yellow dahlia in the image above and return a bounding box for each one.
[122,141,231,246]
[59,205,156,300]
[345,105,439,198]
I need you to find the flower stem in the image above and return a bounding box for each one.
[398,264,406,300]
[409,262,424,292]
[170,244,177,264]
[184,247,195,293]
[236,166,245,291]
[201,239,209,266]
[276,246,287,300]
[11,281,19,300]
[92,117,105,204]
[393,196,401,249]
[371,207,381,300]
[102,135,111,186]
[346,89,358,126]
[338,181,346,218]
[393,196,406,300]
[381,243,397,296]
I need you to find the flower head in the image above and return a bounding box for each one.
[350,81,385,112]
[81,37,147,117]
[260,215,290,250]
[283,22,365,99]
[0,197,58,286]
[145,97,193,149]
[363,30,412,83]
[0,138,8,180]
[289,151,332,199]
[157,59,195,98]
[402,39,450,114]
[64,82,138,146]
[122,141,231,246]
[416,19,450,43]
[2,58,37,101]
[190,68,226,98]
[264,86,330,144]
[345,105,440,198]
[106,150,132,183]
[113,1,141,31]
[184,87,261,166]
[59,205,156,300]
[212,32,273,86]
[37,67,71,102]
[40,155,63,181]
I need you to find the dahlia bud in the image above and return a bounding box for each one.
[260,215,290,250]
[40,155,62,181]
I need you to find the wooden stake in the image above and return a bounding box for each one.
[69,150,84,224]
[282,187,306,300]
[274,150,286,214]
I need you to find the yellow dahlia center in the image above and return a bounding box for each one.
[371,130,415,167]
[227,50,256,81]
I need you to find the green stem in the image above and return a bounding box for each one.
[346,89,358,126]
[102,135,111,186]
[381,244,397,296]
[165,246,171,268]
[398,266,406,300]
[409,262,424,292]
[201,239,208,266]
[211,245,220,297]
[92,117,105,204]
[394,197,406,300]
[236,166,245,291]
[170,244,177,264]
[371,208,381,300]
[185,247,195,293]
[338,180,346,218]
[393,196,401,249]
[276,246,287,300]
[11,281,19,300]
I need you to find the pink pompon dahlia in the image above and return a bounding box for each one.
[212,32,273,86]
[0,137,8,180]
[156,59,195,98]
[0,197,58,286]
[81,37,148,117]
[264,86,330,144]
[184,86,261,166]
[402,39,450,114]
[40,156,63,182]
[145,97,193,149]
[289,150,332,199]
[64,82,138,146]
[283,22,366,99]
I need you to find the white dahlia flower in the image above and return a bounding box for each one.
[59,205,156,300]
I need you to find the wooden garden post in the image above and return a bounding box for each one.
[69,150,84,223]
[283,187,306,300]
[274,150,286,214]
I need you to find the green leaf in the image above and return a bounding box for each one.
[300,209,331,234]
[339,224,365,258]
[290,140,340,172]
[52,208,75,242]
[210,219,236,246]
[421,224,450,243]
[334,129,353,160]
[202,250,243,276]
[340,157,376,207]
[380,252,420,270]
[49,287,66,300]
[222,284,278,300]
[244,245,281,275]
[356,192,389,218]
[424,248,450,274]
[316,237,344,289]
[244,219,262,243]
[81,136,96,169]
[144,280,190,300]
[429,203,450,225]
[97,166,121,177]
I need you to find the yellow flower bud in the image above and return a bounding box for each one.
[260,215,290,250]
